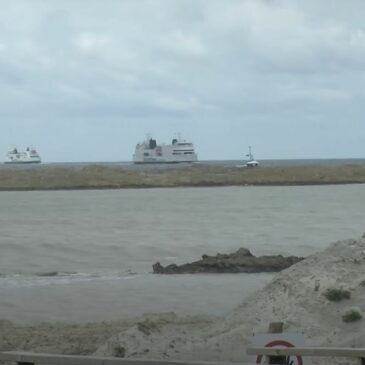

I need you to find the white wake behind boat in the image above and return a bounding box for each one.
[4,147,41,164]
[133,135,198,164]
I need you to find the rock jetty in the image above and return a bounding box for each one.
[152,247,304,274]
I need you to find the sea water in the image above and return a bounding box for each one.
[0,185,364,323]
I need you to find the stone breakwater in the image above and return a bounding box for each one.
[153,247,304,273]
[0,164,365,190]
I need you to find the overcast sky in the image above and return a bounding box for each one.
[0,0,364,162]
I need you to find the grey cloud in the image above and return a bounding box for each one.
[0,0,364,160]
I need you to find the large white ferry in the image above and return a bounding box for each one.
[4,147,41,164]
[133,135,198,164]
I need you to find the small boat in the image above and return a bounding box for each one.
[133,135,198,164]
[245,146,259,167]
[4,147,41,164]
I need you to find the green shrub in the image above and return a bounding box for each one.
[113,345,126,358]
[342,310,362,323]
[323,288,351,301]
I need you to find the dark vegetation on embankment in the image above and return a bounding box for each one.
[0,164,365,191]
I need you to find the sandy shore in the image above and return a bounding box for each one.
[0,164,365,190]
[1,236,365,365]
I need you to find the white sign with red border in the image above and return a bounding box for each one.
[251,333,305,364]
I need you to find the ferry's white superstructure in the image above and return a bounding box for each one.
[4,147,41,164]
[133,136,198,164]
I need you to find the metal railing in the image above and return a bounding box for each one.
[0,352,245,365]
[2,347,365,365]
[247,346,365,364]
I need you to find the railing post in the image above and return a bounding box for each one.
[267,322,287,365]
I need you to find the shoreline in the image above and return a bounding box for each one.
[0,164,365,191]
[0,181,364,192]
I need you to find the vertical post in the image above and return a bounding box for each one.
[268,322,286,365]
[268,322,284,333]
[361,357,365,365]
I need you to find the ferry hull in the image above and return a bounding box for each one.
[134,160,196,164]
[4,160,41,164]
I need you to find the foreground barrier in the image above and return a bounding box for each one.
[1,348,365,365]
[0,352,243,365]
[247,346,365,364]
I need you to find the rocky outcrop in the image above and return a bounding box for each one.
[152,247,304,274]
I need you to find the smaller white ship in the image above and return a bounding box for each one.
[245,146,259,167]
[133,135,198,164]
[4,147,42,164]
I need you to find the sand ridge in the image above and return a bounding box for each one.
[1,164,365,190]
